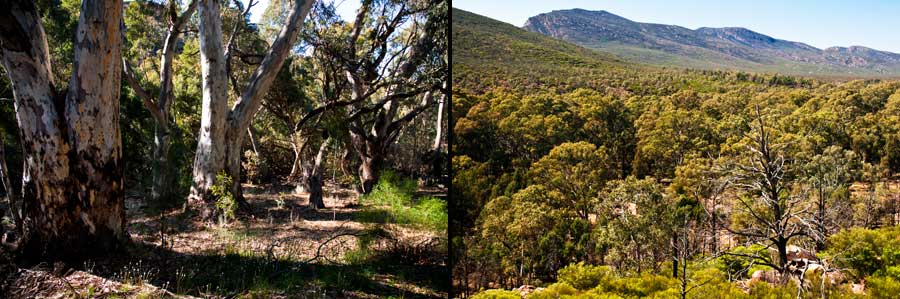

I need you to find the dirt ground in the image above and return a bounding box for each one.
[1,183,448,298]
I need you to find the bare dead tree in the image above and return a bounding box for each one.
[725,107,811,280]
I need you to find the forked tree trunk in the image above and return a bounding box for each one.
[289,132,308,179]
[188,0,313,217]
[350,131,385,194]
[307,138,330,209]
[1,0,126,259]
[123,0,197,205]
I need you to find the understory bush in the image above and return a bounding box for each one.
[825,226,900,279]
[358,170,448,231]
[210,171,237,223]
[470,289,522,299]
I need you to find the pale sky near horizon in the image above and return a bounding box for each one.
[453,0,900,53]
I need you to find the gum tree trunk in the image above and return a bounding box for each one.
[188,0,230,218]
[288,132,308,179]
[123,0,198,205]
[1,0,126,259]
[189,0,314,216]
[307,138,330,209]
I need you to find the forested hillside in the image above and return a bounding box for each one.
[452,8,900,299]
[0,0,448,297]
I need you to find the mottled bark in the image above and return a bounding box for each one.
[307,138,330,209]
[189,0,314,214]
[151,125,176,203]
[188,0,230,219]
[350,131,384,194]
[223,127,244,203]
[1,0,125,259]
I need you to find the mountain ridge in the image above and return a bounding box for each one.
[522,9,900,77]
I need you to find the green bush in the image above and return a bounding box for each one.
[557,262,613,290]
[715,244,771,279]
[210,170,237,222]
[867,276,900,299]
[593,273,675,298]
[470,289,521,299]
[825,226,900,279]
[526,282,578,299]
[358,170,447,231]
[747,280,798,299]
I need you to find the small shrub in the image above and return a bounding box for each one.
[210,170,237,222]
[470,289,521,299]
[527,282,578,299]
[557,262,613,290]
[825,226,900,279]
[867,275,900,299]
[242,150,268,184]
[715,244,771,279]
[595,273,675,298]
[358,170,447,231]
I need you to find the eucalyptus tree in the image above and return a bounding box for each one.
[188,0,314,217]
[122,0,198,204]
[294,0,448,193]
[0,0,126,258]
[801,145,859,250]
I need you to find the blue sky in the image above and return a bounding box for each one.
[453,0,900,53]
[244,0,360,24]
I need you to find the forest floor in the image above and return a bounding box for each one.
[1,182,448,298]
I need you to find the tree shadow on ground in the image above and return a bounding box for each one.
[77,240,448,298]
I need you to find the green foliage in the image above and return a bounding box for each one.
[747,280,799,299]
[557,263,613,291]
[600,177,672,273]
[358,171,447,231]
[867,276,900,299]
[715,244,772,279]
[529,142,615,218]
[825,226,900,279]
[242,150,268,184]
[470,289,522,299]
[527,282,577,299]
[210,171,237,222]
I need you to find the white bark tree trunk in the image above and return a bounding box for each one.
[1,0,126,259]
[189,0,314,216]
[432,92,445,152]
[188,0,230,218]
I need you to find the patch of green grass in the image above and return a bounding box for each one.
[357,171,448,231]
